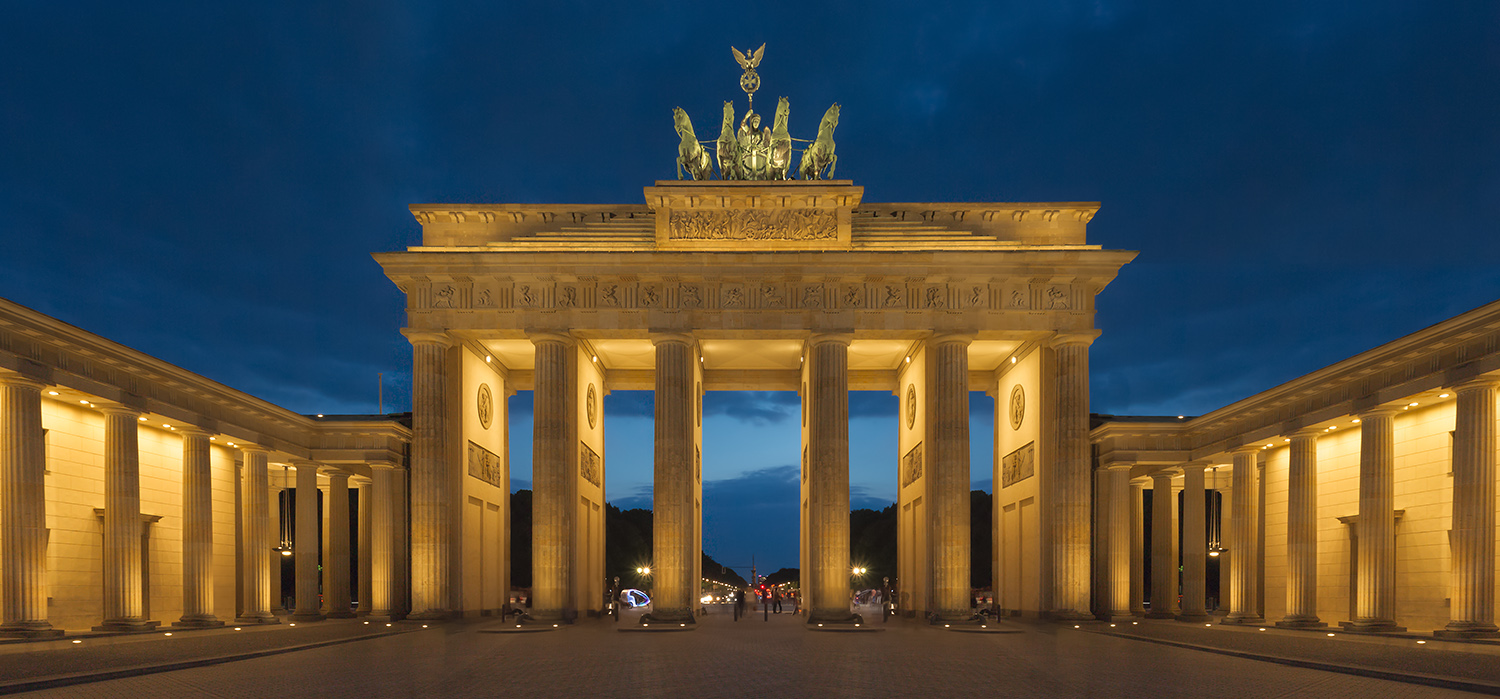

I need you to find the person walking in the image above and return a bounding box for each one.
[772,589,782,614]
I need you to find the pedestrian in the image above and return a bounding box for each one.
[772,589,782,613]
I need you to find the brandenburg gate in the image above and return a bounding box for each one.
[374,49,1134,626]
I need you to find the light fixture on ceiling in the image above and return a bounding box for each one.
[485,355,492,363]
[47,390,58,396]
[1010,356,1017,364]
[1439,393,1450,398]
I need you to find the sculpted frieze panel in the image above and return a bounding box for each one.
[902,442,923,487]
[668,208,837,241]
[467,441,505,489]
[1001,441,1035,488]
[580,441,601,487]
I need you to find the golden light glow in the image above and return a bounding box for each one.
[485,355,492,363]
[1351,418,1360,423]
[47,391,58,396]
[138,416,147,421]
[1439,393,1450,398]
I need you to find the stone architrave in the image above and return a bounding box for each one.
[1437,379,1500,638]
[0,375,63,638]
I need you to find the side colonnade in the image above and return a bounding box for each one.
[1093,375,1500,637]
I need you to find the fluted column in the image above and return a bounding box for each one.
[369,463,398,619]
[405,331,452,620]
[290,461,324,621]
[1439,379,1500,638]
[928,335,971,622]
[650,334,696,623]
[1129,480,1145,615]
[236,447,277,623]
[1178,463,1209,621]
[95,405,156,632]
[1277,429,1324,627]
[173,427,222,627]
[1105,466,1133,617]
[806,335,856,624]
[531,333,575,622]
[1223,447,1263,624]
[354,476,373,615]
[1343,408,1403,632]
[1146,473,1178,618]
[323,472,354,617]
[0,375,62,637]
[1050,333,1094,619]
[394,469,410,617]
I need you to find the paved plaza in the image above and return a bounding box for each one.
[3,612,1497,698]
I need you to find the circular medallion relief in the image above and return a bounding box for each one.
[586,383,598,429]
[905,384,917,430]
[477,383,493,430]
[1009,384,1025,431]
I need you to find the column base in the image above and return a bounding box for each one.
[1339,620,1406,633]
[233,613,280,625]
[288,612,326,622]
[406,609,458,621]
[0,622,65,639]
[323,610,358,619]
[640,610,694,625]
[1275,616,1326,629]
[1220,613,1266,625]
[92,620,161,633]
[172,616,225,629]
[365,611,405,622]
[1175,611,1212,622]
[1435,622,1500,639]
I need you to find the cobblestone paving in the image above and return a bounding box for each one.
[8,612,1487,698]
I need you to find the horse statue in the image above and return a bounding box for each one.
[798,103,840,180]
[673,107,713,181]
[768,97,792,180]
[716,101,738,180]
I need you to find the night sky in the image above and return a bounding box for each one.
[3,3,1497,573]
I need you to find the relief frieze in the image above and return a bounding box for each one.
[668,208,837,241]
[580,442,601,487]
[1001,441,1035,488]
[902,442,923,487]
[467,441,505,489]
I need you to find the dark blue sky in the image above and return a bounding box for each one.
[3,2,1497,573]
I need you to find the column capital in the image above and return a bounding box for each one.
[1290,426,1324,439]
[175,425,213,438]
[527,330,576,346]
[1048,330,1100,349]
[1229,444,1262,456]
[1149,471,1177,483]
[400,329,454,348]
[350,475,373,487]
[808,332,853,347]
[1453,376,1500,392]
[927,333,973,347]
[238,443,270,455]
[368,460,398,471]
[1360,405,1403,419]
[289,459,321,471]
[649,332,694,347]
[324,470,351,482]
[95,402,142,418]
[1102,461,1135,472]
[1179,461,1210,473]
[0,371,48,391]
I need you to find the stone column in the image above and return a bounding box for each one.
[1146,473,1178,618]
[806,334,857,624]
[648,334,695,624]
[928,335,971,622]
[236,447,277,623]
[369,463,398,619]
[1343,408,1403,632]
[394,469,410,617]
[174,427,222,628]
[1129,480,1145,615]
[354,476,373,616]
[1105,466,1133,618]
[290,461,324,621]
[95,405,157,632]
[323,472,354,618]
[1438,379,1500,638]
[531,333,575,622]
[1277,428,1325,628]
[405,330,452,620]
[1178,463,1209,621]
[1223,446,1263,624]
[0,375,62,637]
[1050,333,1095,619]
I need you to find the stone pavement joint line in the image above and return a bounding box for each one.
[0,624,410,696]
[1091,624,1500,696]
